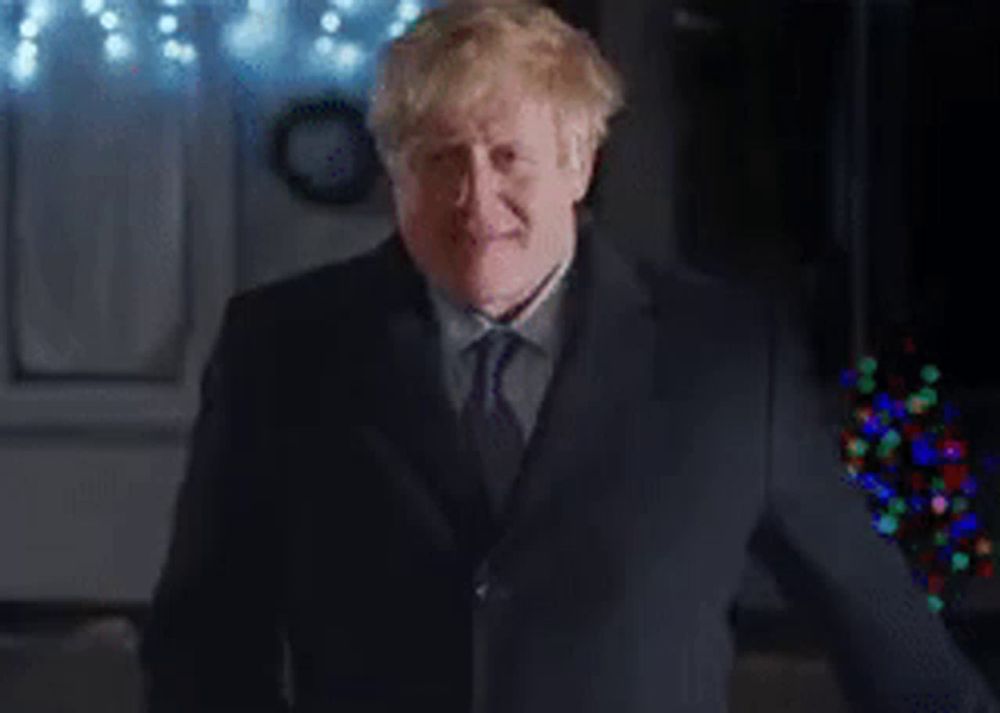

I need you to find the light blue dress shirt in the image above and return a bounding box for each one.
[425,251,575,443]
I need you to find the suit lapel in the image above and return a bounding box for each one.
[344,236,497,559]
[495,226,658,549]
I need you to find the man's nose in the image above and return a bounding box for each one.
[454,156,500,218]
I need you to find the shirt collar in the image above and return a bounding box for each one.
[427,247,574,358]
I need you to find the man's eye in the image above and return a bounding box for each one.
[426,149,456,167]
[495,148,518,165]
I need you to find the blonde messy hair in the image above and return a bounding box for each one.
[366,0,626,178]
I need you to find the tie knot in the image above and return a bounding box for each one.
[469,329,522,408]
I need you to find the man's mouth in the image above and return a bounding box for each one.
[462,229,519,243]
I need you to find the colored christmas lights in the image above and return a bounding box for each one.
[840,339,997,613]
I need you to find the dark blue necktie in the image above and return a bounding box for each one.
[461,329,525,517]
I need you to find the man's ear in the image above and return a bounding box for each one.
[557,114,597,202]
[569,140,597,204]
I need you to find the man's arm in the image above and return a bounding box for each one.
[750,298,999,712]
[140,296,289,713]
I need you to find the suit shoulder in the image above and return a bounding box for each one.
[224,242,387,333]
[650,263,831,386]
[635,261,774,337]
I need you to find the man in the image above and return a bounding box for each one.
[140,2,999,712]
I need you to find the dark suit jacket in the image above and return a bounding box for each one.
[141,222,999,713]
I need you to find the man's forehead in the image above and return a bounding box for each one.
[421,98,553,142]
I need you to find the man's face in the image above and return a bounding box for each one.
[390,70,594,319]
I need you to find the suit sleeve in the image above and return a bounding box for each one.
[750,298,999,713]
[140,296,290,713]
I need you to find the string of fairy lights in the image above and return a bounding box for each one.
[2,0,430,91]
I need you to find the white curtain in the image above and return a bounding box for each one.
[11,16,188,379]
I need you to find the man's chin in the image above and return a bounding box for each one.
[452,281,526,315]
[453,228,523,248]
